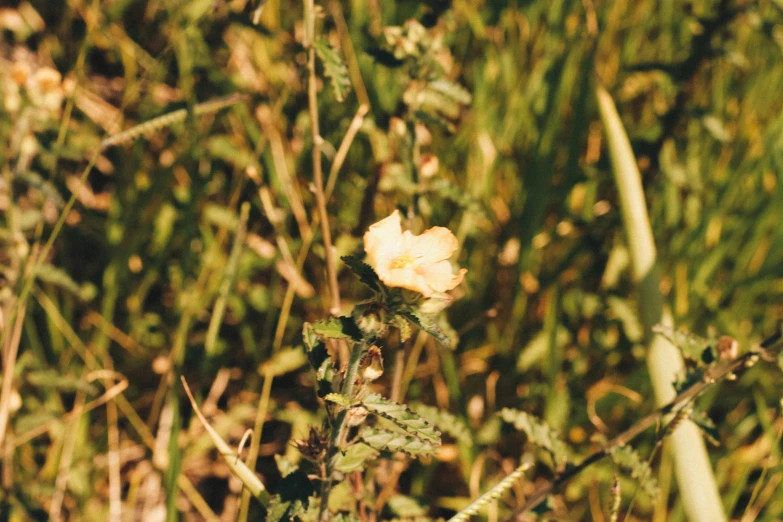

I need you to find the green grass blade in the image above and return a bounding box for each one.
[596,85,726,522]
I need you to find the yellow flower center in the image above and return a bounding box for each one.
[390,253,418,269]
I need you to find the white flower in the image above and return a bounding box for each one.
[363,210,466,297]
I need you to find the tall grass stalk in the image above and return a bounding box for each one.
[596,85,726,522]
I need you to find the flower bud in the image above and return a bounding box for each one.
[360,345,384,382]
[356,305,387,338]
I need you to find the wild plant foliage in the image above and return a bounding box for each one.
[1,1,783,521]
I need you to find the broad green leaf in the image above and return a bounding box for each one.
[499,408,568,466]
[361,428,438,456]
[361,393,441,445]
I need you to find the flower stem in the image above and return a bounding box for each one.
[303,0,341,316]
[319,342,366,521]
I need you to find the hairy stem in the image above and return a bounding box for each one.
[319,343,366,521]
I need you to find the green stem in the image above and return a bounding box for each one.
[319,343,366,521]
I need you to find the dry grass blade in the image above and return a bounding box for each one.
[180,377,270,505]
[0,301,27,451]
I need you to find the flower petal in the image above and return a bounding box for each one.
[417,261,466,293]
[378,267,434,297]
[406,226,458,264]
[364,210,403,269]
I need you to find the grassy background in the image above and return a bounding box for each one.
[1,0,783,520]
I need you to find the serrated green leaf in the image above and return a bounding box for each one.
[342,255,383,293]
[653,325,716,364]
[414,405,472,446]
[314,38,351,102]
[361,428,438,456]
[499,408,568,465]
[361,394,441,445]
[609,445,659,500]
[399,311,452,348]
[324,393,354,409]
[334,442,380,473]
[312,317,363,342]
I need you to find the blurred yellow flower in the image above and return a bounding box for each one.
[364,210,466,297]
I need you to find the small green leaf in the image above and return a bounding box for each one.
[690,410,720,446]
[653,325,716,365]
[499,408,569,466]
[324,393,354,409]
[428,79,472,105]
[361,394,441,445]
[312,317,363,342]
[334,442,380,473]
[392,315,412,342]
[314,38,351,102]
[387,495,427,517]
[610,445,659,500]
[303,323,338,397]
[607,296,643,343]
[274,455,298,478]
[361,428,438,456]
[259,346,308,377]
